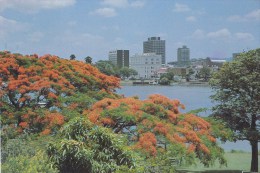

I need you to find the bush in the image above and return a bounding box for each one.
[47,117,136,173]
[159,77,170,85]
[1,134,35,163]
[2,151,58,173]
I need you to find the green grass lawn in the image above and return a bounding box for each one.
[176,152,260,173]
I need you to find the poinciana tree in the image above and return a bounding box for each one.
[0,51,120,134]
[1,51,230,171]
[83,94,227,167]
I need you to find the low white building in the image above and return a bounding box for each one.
[130,53,162,79]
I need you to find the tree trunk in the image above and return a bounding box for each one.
[250,140,258,172]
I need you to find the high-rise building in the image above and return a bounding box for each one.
[108,50,129,68]
[143,37,166,65]
[177,45,190,66]
[130,53,162,79]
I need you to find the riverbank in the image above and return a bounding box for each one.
[175,81,209,86]
[176,152,260,172]
[120,80,209,86]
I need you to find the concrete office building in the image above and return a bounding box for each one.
[108,50,129,68]
[177,45,190,66]
[143,37,166,65]
[130,53,162,79]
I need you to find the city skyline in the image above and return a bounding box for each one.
[0,0,259,62]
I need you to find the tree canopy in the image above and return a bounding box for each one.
[85,56,92,64]
[47,117,135,173]
[210,48,260,172]
[1,51,229,172]
[119,67,138,79]
[0,51,120,134]
[198,66,211,81]
[69,54,76,60]
[94,60,119,76]
[84,94,226,166]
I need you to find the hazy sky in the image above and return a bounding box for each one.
[0,0,259,62]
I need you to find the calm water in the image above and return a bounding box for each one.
[116,85,256,152]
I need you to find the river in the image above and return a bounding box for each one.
[116,85,256,152]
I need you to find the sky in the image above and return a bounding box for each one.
[0,0,259,63]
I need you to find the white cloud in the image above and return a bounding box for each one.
[0,15,17,26]
[235,32,254,41]
[95,0,145,18]
[101,0,128,8]
[0,15,27,38]
[101,0,145,8]
[90,8,117,17]
[0,0,75,12]
[28,32,44,43]
[207,28,231,40]
[192,29,255,42]
[245,9,260,21]
[192,29,205,39]
[227,15,242,22]
[228,9,260,22]
[186,16,196,22]
[130,1,145,8]
[173,3,190,12]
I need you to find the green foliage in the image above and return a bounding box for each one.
[117,143,194,173]
[48,139,94,173]
[0,125,19,146]
[0,51,234,172]
[210,48,260,172]
[85,56,92,64]
[2,151,58,173]
[0,52,120,135]
[160,73,173,81]
[205,117,234,142]
[198,66,211,81]
[59,92,95,114]
[1,133,58,173]
[95,60,119,76]
[47,117,136,173]
[159,77,170,85]
[1,135,35,162]
[1,134,55,162]
[210,48,260,140]
[159,68,176,84]
[87,96,227,168]
[70,54,76,60]
[16,56,32,68]
[119,67,138,79]
[186,68,195,81]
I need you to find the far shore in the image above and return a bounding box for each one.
[120,80,209,86]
